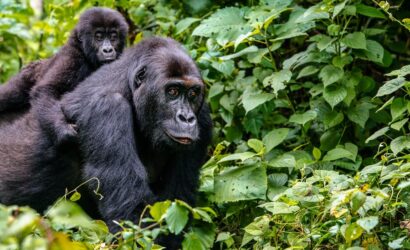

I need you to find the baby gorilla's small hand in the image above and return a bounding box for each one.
[52,104,79,144]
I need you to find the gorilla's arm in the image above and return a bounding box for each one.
[63,91,155,228]
[30,55,85,142]
[0,62,39,112]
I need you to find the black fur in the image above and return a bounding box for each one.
[0,37,212,249]
[0,7,128,143]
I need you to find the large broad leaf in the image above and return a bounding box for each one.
[289,110,317,125]
[262,69,292,96]
[182,225,216,250]
[357,216,378,233]
[192,7,252,46]
[390,135,410,155]
[218,152,256,163]
[150,201,171,222]
[295,4,329,23]
[386,65,410,77]
[297,65,319,79]
[364,40,384,63]
[323,148,355,162]
[220,46,258,60]
[376,77,406,97]
[346,101,375,128]
[319,65,344,87]
[214,165,267,202]
[242,92,274,113]
[365,127,389,143]
[262,128,289,152]
[356,4,385,19]
[165,202,189,234]
[175,18,200,35]
[259,202,300,215]
[323,84,347,108]
[341,32,367,49]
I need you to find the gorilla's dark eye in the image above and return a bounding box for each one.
[134,67,146,88]
[95,32,103,41]
[167,87,179,97]
[188,89,198,99]
[110,32,118,41]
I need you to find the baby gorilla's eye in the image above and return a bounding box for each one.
[168,87,179,97]
[110,32,118,41]
[95,32,103,41]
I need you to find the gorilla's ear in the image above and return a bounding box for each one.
[133,66,146,89]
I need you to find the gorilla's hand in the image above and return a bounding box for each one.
[52,104,78,144]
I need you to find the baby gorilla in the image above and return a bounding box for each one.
[0,7,128,143]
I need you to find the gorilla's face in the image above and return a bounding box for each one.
[92,28,121,63]
[159,78,204,146]
[131,49,205,150]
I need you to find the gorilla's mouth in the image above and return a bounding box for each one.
[164,131,194,145]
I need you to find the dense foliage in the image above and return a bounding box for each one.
[1,0,410,249]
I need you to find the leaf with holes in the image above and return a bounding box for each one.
[214,165,267,202]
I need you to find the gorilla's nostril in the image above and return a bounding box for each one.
[103,47,114,54]
[187,117,195,124]
[178,114,187,122]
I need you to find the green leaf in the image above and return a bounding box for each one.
[313,147,321,161]
[390,97,407,120]
[214,165,267,202]
[391,118,408,131]
[323,148,355,162]
[211,60,234,76]
[323,111,344,129]
[262,69,292,96]
[323,84,347,108]
[297,65,319,79]
[343,223,363,244]
[242,93,274,113]
[319,65,344,87]
[260,202,300,215]
[69,191,81,202]
[262,128,289,152]
[351,191,366,213]
[192,7,252,46]
[289,110,317,125]
[390,135,410,155]
[333,0,347,19]
[218,152,256,163]
[341,32,367,49]
[375,77,406,97]
[220,46,258,60]
[175,18,200,35]
[296,4,329,23]
[388,237,406,249]
[268,154,296,168]
[165,202,189,234]
[357,216,378,233]
[150,200,171,222]
[365,127,389,143]
[347,101,375,128]
[386,65,410,77]
[182,225,216,250]
[247,139,264,154]
[364,40,384,63]
[356,4,385,19]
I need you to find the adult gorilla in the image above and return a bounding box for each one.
[0,37,212,239]
[0,7,128,143]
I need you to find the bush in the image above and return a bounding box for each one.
[1,0,410,249]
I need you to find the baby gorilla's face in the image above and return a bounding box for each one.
[93,28,120,63]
